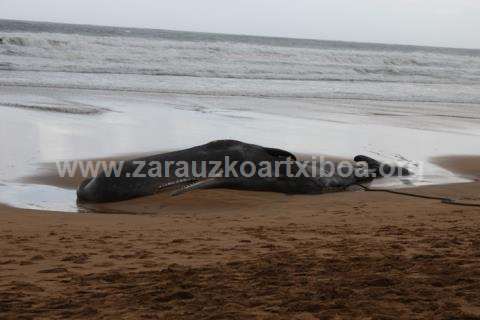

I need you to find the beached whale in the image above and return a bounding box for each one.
[77,140,410,203]
[77,140,296,203]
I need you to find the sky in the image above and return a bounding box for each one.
[1,0,480,49]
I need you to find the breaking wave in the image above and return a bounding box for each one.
[0,20,479,105]
[1,31,480,85]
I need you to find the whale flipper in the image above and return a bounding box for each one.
[170,178,226,196]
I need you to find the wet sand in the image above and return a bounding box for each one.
[432,155,480,180]
[2,154,480,319]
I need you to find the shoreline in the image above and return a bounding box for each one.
[1,180,480,216]
[0,153,475,213]
[2,84,479,212]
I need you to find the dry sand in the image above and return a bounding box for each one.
[1,156,480,319]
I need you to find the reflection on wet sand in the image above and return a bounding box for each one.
[1,85,480,211]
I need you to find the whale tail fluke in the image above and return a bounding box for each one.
[354,155,412,178]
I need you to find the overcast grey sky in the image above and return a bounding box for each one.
[1,0,479,49]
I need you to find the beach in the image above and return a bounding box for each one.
[1,19,480,319]
[2,178,480,319]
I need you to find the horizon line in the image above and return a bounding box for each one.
[2,18,480,52]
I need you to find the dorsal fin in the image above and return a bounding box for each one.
[264,147,297,161]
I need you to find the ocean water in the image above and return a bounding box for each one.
[1,19,480,100]
[1,19,480,211]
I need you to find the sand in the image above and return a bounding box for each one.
[2,165,480,319]
[432,155,480,181]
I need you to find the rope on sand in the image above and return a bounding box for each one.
[357,184,480,208]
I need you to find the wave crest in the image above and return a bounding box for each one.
[0,31,479,86]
